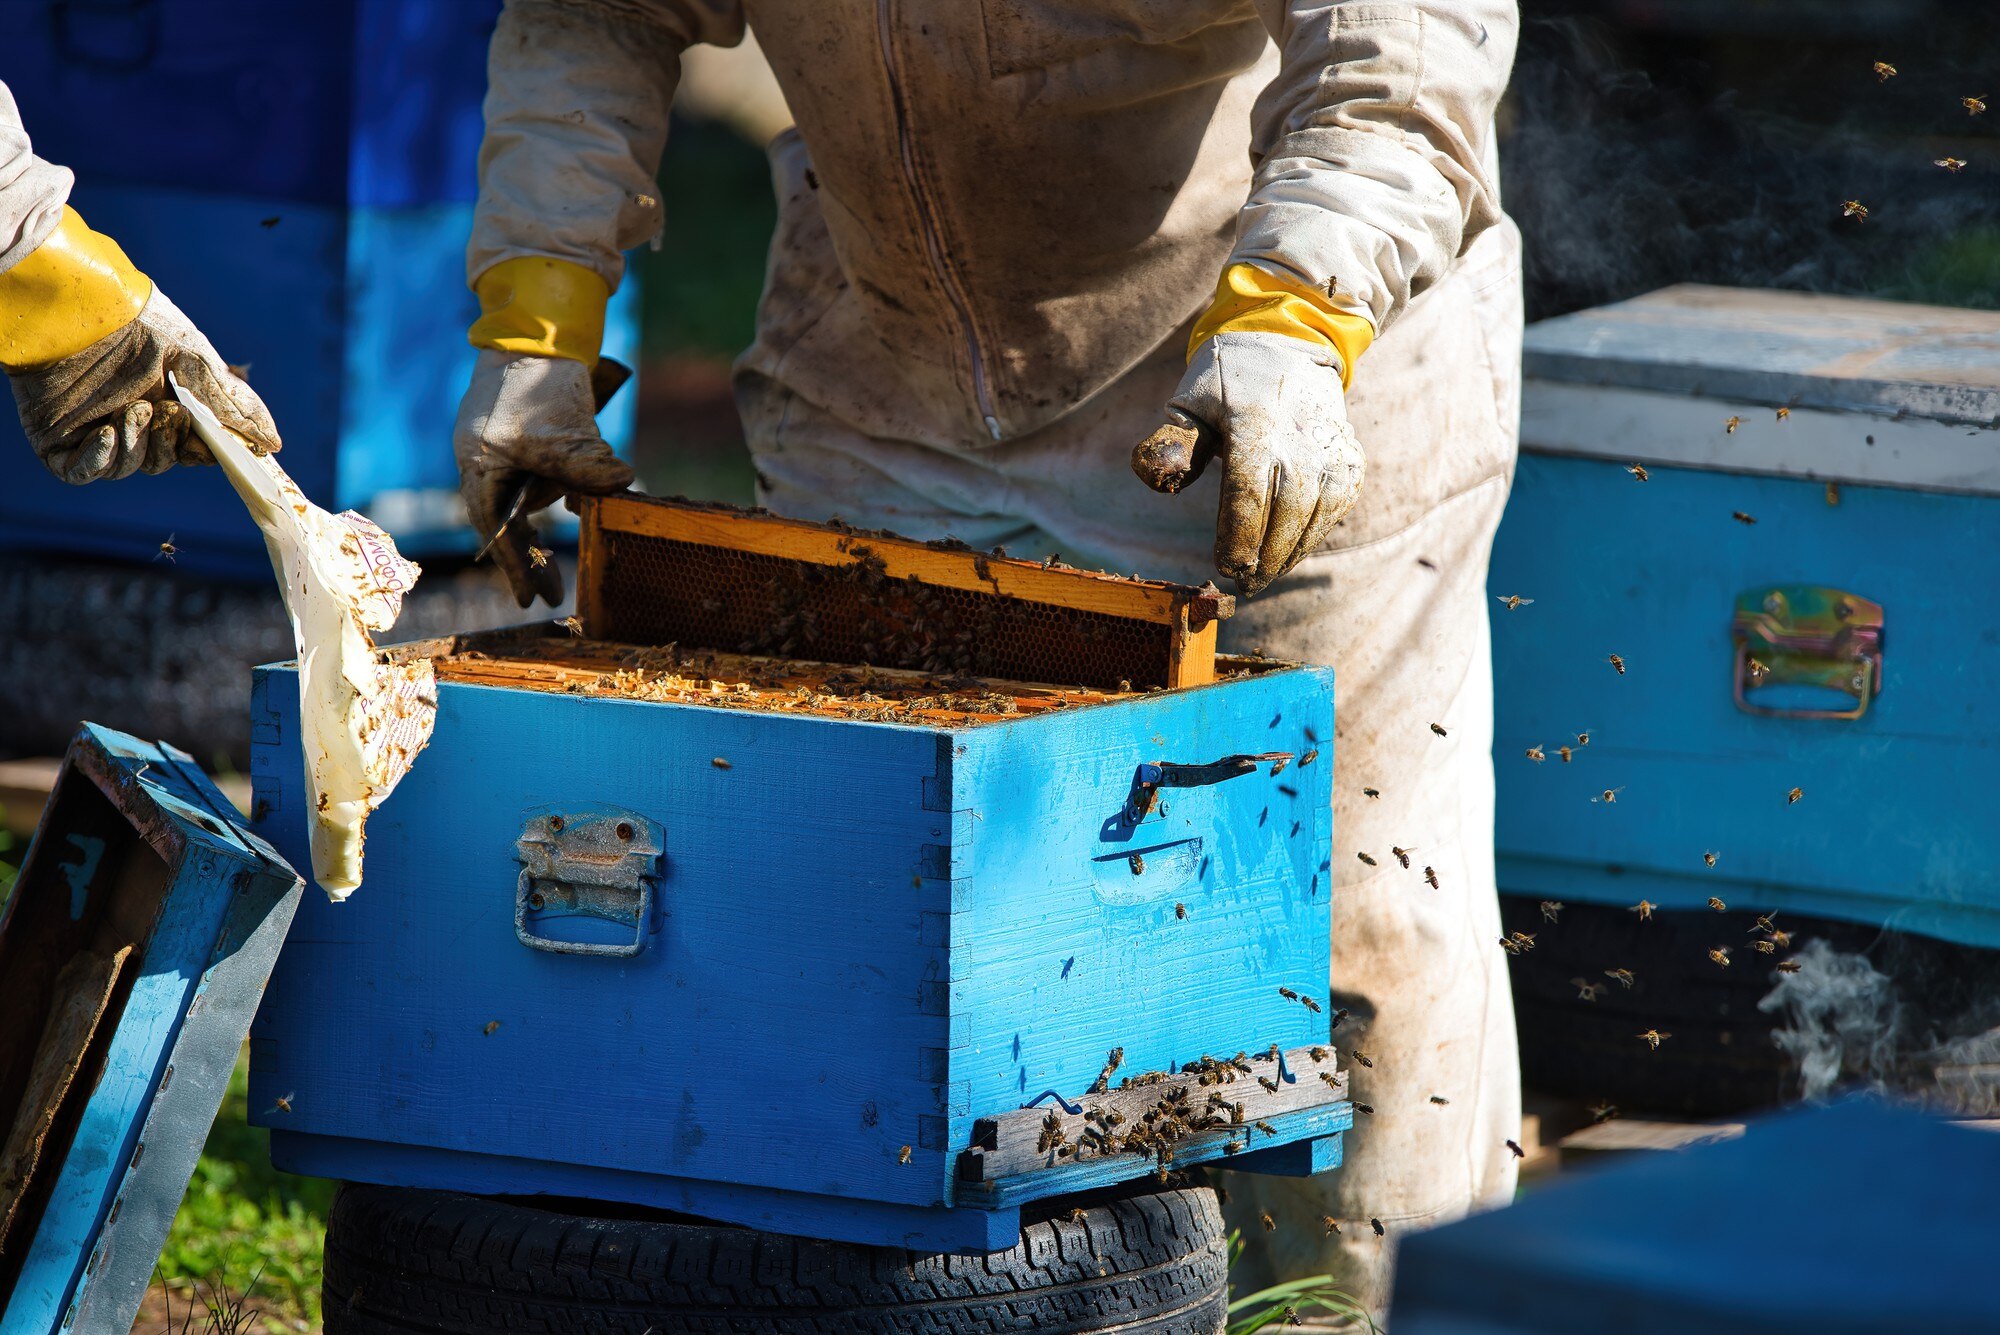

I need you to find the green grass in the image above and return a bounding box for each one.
[154,1050,333,1332]
[1225,1231,1379,1333]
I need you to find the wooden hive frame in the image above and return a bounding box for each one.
[574,494,1234,690]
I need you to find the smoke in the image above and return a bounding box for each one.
[1759,939,1908,1098]
[1500,11,2000,321]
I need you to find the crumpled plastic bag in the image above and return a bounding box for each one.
[173,378,436,900]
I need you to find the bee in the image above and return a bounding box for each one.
[1776,406,1792,420]
[1768,929,1793,948]
[1279,986,1300,1000]
[1575,731,1592,747]
[1776,958,1802,973]
[1309,1046,1329,1061]
[1322,1215,1342,1236]
[1707,896,1727,912]
[1394,846,1415,869]
[1637,1028,1670,1050]
[1525,745,1545,763]
[1357,851,1378,866]
[1592,788,1624,804]
[1751,912,1779,934]
[1430,722,1448,737]
[1350,1048,1374,1068]
[1301,996,1322,1014]
[1362,787,1381,800]
[260,216,282,228]
[1605,967,1636,988]
[1708,946,1731,968]
[1070,1206,1088,1223]
[1354,1102,1374,1115]
[1873,60,1897,81]
[528,545,551,569]
[1430,1095,1450,1106]
[1256,1119,1279,1136]
[272,1093,294,1114]
[712,757,732,769]
[1935,157,1968,173]
[1301,748,1319,767]
[1540,900,1563,922]
[1630,901,1655,921]
[1841,200,1868,222]
[557,615,585,635]
[1966,95,1988,116]
[1285,1307,1303,1326]
[1371,1218,1386,1237]
[483,1020,500,1035]
[1041,553,1063,570]
[1704,851,1719,868]
[155,533,177,562]
[1497,594,1534,610]
[1588,1101,1619,1123]
[900,1145,913,1165]
[1625,463,1650,481]
[1323,274,1340,298]
[1259,1076,1279,1093]
[1787,786,1803,804]
[1331,1007,1351,1029]
[1732,511,1757,525]
[1424,866,1440,889]
[1320,1071,1341,1089]
[1175,902,1187,920]
[1826,481,1841,506]
[1499,931,1535,955]
[1607,653,1626,675]
[1572,977,1605,1002]
[1130,854,1145,875]
[1558,745,1574,763]
[1506,1139,1526,1159]
[1750,939,1776,954]
[1262,1212,1278,1232]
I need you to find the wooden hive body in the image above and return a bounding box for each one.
[246,498,1344,1251]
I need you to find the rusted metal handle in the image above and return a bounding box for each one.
[1730,586,1883,721]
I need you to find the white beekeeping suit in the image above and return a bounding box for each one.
[455,0,1524,1315]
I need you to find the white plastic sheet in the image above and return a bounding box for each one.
[173,378,436,900]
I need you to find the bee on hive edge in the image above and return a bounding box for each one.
[1592,788,1624,805]
[1070,1206,1087,1223]
[1626,463,1649,481]
[1430,722,1448,737]
[1606,653,1626,675]
[1497,594,1533,610]
[1605,967,1636,988]
[1589,1101,1619,1123]
[1525,745,1545,763]
[1320,1072,1341,1089]
[1430,1095,1450,1106]
[1309,1046,1329,1061]
[1630,900,1656,921]
[1708,896,1727,912]
[1540,900,1563,922]
[1787,786,1804,804]
[1637,1028,1671,1050]
[1506,1139,1526,1159]
[1259,1076,1280,1093]
[1873,60,1896,80]
[1394,846,1415,869]
[1826,481,1841,506]
[899,1145,913,1165]
[1371,1218,1386,1237]
[1776,959,1802,973]
[557,615,584,635]
[1572,978,1605,1002]
[1256,1119,1279,1135]
[1424,866,1441,889]
[156,533,177,562]
[1709,946,1732,968]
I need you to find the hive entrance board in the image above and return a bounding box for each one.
[571,495,1233,691]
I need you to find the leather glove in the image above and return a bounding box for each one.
[9,286,280,483]
[1131,331,1364,597]
[453,347,634,608]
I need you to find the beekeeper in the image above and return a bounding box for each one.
[456,0,1522,1312]
[0,83,280,481]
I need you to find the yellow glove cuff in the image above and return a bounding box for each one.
[1187,262,1375,390]
[469,256,609,367]
[0,206,153,372]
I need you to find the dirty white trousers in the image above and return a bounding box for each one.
[745,207,1525,1318]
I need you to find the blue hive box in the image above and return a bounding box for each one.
[0,0,638,577]
[245,497,1350,1252]
[1489,285,2000,948]
[1391,1097,2000,1334]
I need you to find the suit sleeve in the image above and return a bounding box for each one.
[0,81,76,275]
[467,0,746,293]
[1237,0,1517,335]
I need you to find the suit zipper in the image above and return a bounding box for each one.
[875,0,1003,441]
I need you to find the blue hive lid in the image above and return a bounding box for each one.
[1520,285,2000,494]
[1392,1097,2000,1335]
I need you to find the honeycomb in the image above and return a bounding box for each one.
[593,528,1174,690]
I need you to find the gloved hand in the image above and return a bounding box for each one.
[1,202,280,481]
[1132,331,1364,596]
[453,347,634,608]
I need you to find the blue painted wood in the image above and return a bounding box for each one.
[2,726,302,1335]
[248,662,1337,1251]
[1488,452,2000,948]
[1392,1097,2000,1335]
[1222,1130,1345,1178]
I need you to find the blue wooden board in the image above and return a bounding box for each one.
[1488,451,2000,948]
[248,659,1338,1251]
[0,726,303,1335]
[1392,1097,2000,1335]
